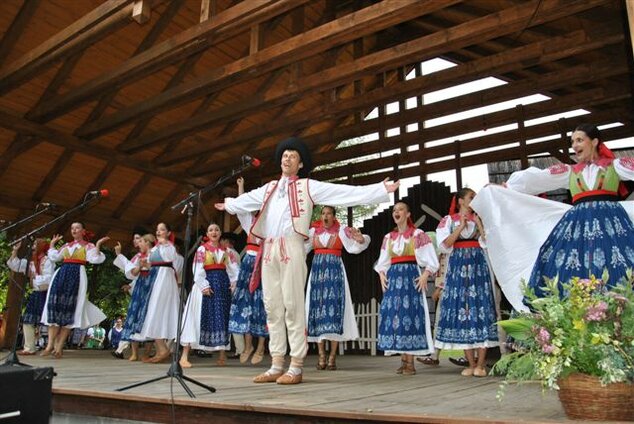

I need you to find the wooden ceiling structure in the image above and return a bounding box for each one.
[0,0,632,243]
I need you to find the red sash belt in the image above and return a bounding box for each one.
[314,248,342,257]
[391,255,416,264]
[246,244,260,253]
[454,240,480,249]
[139,270,150,277]
[204,264,226,271]
[151,261,173,268]
[63,259,86,265]
[572,189,618,204]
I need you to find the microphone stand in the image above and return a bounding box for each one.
[115,162,255,397]
[2,196,102,367]
[0,204,55,234]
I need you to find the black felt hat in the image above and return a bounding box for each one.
[220,232,238,245]
[132,226,149,236]
[274,137,313,178]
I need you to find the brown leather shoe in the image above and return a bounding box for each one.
[402,362,416,376]
[253,371,284,383]
[276,372,303,385]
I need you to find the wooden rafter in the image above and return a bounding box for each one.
[149,0,612,165]
[0,0,138,93]
[0,0,41,67]
[77,0,456,140]
[29,0,308,122]
[0,107,201,187]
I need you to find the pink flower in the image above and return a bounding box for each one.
[585,301,608,322]
[541,344,555,354]
[535,327,551,344]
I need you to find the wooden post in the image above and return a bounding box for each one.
[516,104,529,169]
[626,0,634,58]
[200,0,216,23]
[132,0,151,24]
[454,140,462,190]
[0,272,26,349]
[393,153,400,202]
[250,24,261,55]
[558,117,570,159]
[415,62,426,183]
[347,172,354,227]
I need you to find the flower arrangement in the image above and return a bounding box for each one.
[493,270,634,393]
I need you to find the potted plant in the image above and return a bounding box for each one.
[493,270,634,421]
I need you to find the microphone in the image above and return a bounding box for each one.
[87,189,109,198]
[241,155,261,168]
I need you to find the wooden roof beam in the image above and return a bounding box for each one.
[311,105,624,181]
[0,0,41,67]
[0,193,146,236]
[78,0,453,140]
[0,0,139,94]
[299,61,628,165]
[308,84,629,178]
[184,27,622,173]
[0,107,202,187]
[29,0,308,122]
[316,122,634,187]
[153,0,615,167]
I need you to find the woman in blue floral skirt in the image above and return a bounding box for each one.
[374,202,439,375]
[434,188,499,377]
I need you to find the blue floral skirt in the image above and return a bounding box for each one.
[200,269,231,348]
[378,262,432,354]
[307,253,345,337]
[528,200,634,297]
[228,254,268,337]
[121,271,155,341]
[46,263,81,326]
[435,247,499,349]
[23,291,47,325]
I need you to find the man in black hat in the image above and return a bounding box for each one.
[216,137,399,384]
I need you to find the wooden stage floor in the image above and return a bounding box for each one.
[19,350,569,423]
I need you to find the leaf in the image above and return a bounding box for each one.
[498,318,534,341]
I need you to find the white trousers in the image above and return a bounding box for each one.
[261,235,308,360]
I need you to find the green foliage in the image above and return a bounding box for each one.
[85,247,130,321]
[493,272,634,395]
[0,232,11,311]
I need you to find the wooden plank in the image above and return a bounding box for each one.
[624,0,634,58]
[516,105,528,169]
[78,0,185,129]
[190,50,626,175]
[132,0,152,24]
[154,0,618,166]
[0,0,41,67]
[0,52,85,180]
[296,61,628,166]
[336,123,634,188]
[31,148,74,203]
[0,0,137,93]
[29,0,307,122]
[312,106,625,181]
[146,184,183,225]
[111,174,152,219]
[311,91,629,181]
[0,107,201,187]
[77,0,456,139]
[0,194,143,234]
[19,352,568,423]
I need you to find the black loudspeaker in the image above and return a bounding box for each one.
[0,366,54,424]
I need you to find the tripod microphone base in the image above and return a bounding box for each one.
[115,360,216,398]
[2,351,32,368]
